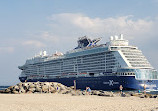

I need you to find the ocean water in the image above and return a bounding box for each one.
[0,86,10,91]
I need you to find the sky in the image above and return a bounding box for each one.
[0,0,158,85]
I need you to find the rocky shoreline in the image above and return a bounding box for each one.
[0,82,157,98]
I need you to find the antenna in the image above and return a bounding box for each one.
[115,35,118,40]
[43,51,47,56]
[110,36,114,40]
[40,51,42,56]
[120,34,124,40]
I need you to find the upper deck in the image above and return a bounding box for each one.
[20,34,153,70]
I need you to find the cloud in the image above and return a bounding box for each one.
[0,47,14,53]
[49,13,157,40]
[37,31,60,43]
[22,40,46,48]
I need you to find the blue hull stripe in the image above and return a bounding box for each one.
[19,76,158,90]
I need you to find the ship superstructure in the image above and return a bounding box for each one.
[19,34,158,90]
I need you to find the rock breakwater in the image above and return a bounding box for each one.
[0,82,157,98]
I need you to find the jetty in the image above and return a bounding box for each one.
[0,82,157,99]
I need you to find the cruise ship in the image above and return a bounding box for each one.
[19,34,158,90]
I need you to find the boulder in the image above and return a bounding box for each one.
[25,82,31,86]
[121,93,126,97]
[125,91,135,96]
[19,88,26,93]
[96,91,113,97]
[91,90,100,95]
[140,95,145,98]
[57,83,66,90]
[13,85,19,91]
[59,89,70,94]
[34,81,40,85]
[4,88,11,93]
[28,87,36,93]
[12,91,19,94]
[139,94,148,98]
[29,83,36,88]
[70,86,75,90]
[49,86,56,93]
[131,93,143,97]
[0,90,5,93]
[124,93,131,97]
[149,95,157,98]
[23,83,29,89]
[49,82,54,87]
[76,90,83,96]
[17,82,23,87]
[26,91,33,94]
[66,87,73,91]
[7,86,14,91]
[98,90,104,93]
[23,85,28,91]
[52,82,59,86]
[55,86,61,93]
[103,91,114,97]
[98,92,106,96]
[35,85,42,92]
[70,90,77,96]
[82,90,86,95]
[44,82,50,86]
[42,85,49,93]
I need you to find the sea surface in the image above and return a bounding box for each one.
[0,86,10,91]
